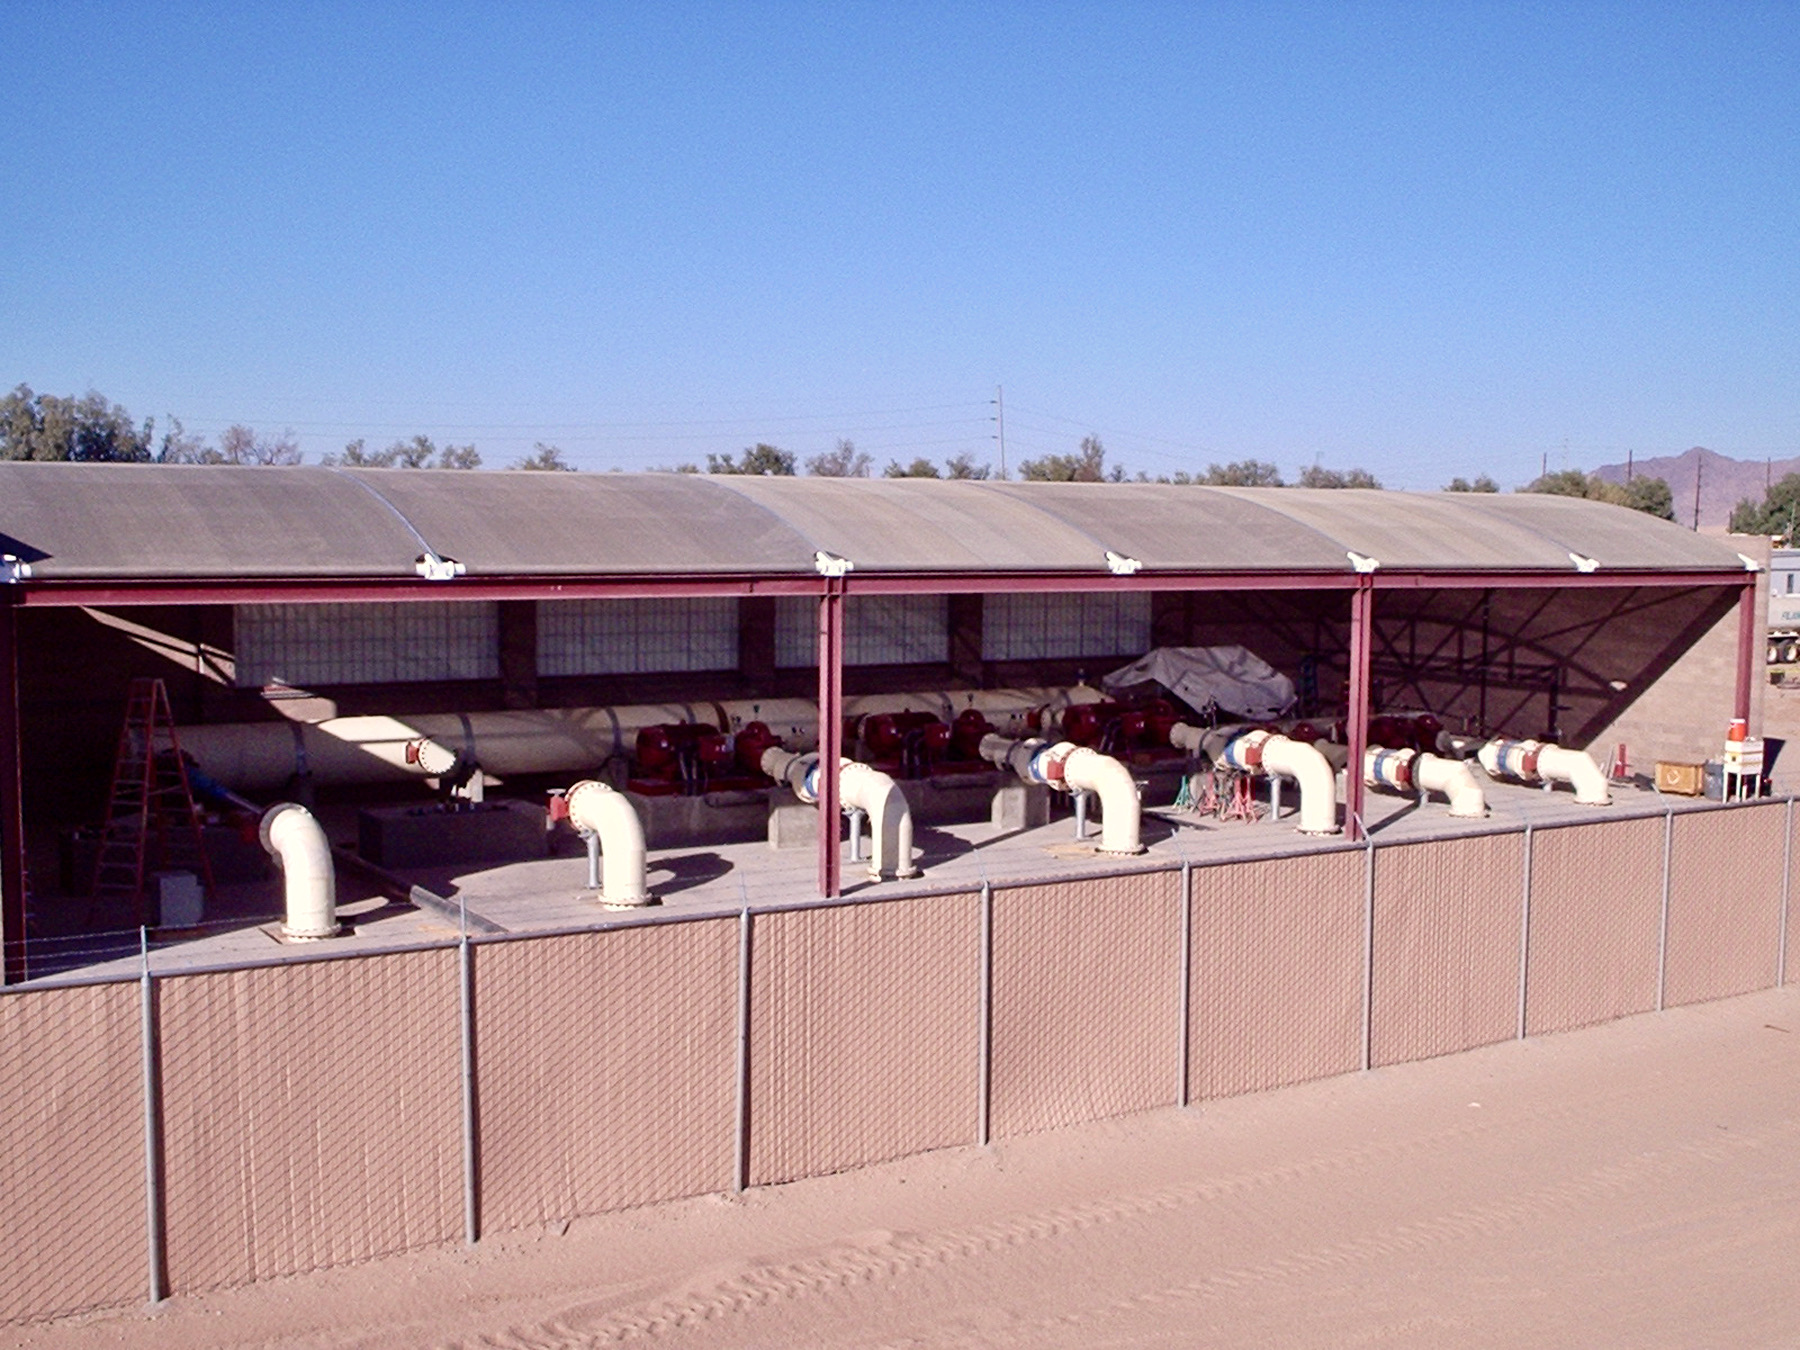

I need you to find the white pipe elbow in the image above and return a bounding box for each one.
[1169,723,1206,755]
[260,803,339,940]
[1260,734,1340,835]
[567,779,653,906]
[1414,752,1488,817]
[839,760,919,880]
[1061,746,1144,855]
[1537,744,1612,806]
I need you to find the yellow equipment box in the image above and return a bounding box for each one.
[1655,761,1705,796]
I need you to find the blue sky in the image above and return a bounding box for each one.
[4,3,1795,488]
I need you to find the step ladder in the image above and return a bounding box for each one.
[91,678,215,926]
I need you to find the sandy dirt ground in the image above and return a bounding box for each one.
[18,982,1800,1350]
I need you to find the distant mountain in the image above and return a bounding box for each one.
[1592,447,1800,531]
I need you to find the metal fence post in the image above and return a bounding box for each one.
[1360,821,1376,1072]
[1657,808,1674,1011]
[977,881,993,1146]
[1177,861,1193,1108]
[1517,825,1534,1040]
[458,921,478,1245]
[139,928,166,1304]
[1780,798,1793,988]
[733,906,752,1193]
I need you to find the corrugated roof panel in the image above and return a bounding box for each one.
[0,463,1752,584]
[345,470,816,575]
[0,463,423,578]
[978,482,1353,571]
[704,476,1110,571]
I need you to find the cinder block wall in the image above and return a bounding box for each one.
[1589,535,1769,767]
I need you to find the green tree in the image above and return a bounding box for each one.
[1445,474,1500,492]
[1197,459,1283,486]
[1019,433,1110,482]
[1524,469,1676,520]
[1730,473,1800,538]
[1296,464,1382,489]
[707,443,796,475]
[805,438,872,477]
[944,452,990,480]
[509,442,576,471]
[0,384,154,461]
[1617,475,1674,519]
[323,434,479,469]
[884,456,942,478]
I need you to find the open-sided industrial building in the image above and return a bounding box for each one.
[2,462,1792,1324]
[0,462,1769,980]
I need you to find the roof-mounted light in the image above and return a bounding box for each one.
[814,550,854,577]
[1104,550,1142,576]
[1347,551,1380,573]
[1568,552,1600,574]
[415,553,465,581]
[1738,552,1765,573]
[1,554,31,584]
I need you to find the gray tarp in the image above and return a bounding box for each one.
[1102,645,1297,721]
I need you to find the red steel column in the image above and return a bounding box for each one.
[817,581,844,897]
[1735,577,1759,725]
[0,594,25,984]
[1344,577,1374,842]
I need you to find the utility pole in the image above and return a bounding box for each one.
[1627,448,1634,481]
[1693,452,1703,531]
[993,385,1007,480]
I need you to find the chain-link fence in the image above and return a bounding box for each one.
[3,796,1794,1325]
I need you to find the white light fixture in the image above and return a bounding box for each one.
[414,554,465,581]
[1347,551,1380,573]
[814,550,854,577]
[1568,552,1600,573]
[1104,550,1142,576]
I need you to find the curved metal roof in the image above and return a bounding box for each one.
[0,462,1750,584]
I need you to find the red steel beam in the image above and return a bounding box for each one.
[1344,578,1374,842]
[817,580,845,898]
[0,595,25,985]
[1736,578,1759,724]
[14,566,1752,608]
[1374,569,1747,591]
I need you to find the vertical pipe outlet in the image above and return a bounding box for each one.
[1478,738,1611,806]
[1195,728,1339,836]
[760,748,918,880]
[566,779,653,907]
[977,734,1144,855]
[259,803,339,939]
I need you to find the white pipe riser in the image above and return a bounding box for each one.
[1261,735,1340,835]
[259,803,338,940]
[567,779,653,906]
[1414,753,1489,817]
[1059,746,1145,855]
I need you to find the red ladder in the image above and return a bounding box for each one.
[91,678,215,926]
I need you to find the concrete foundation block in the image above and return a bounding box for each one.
[359,800,548,869]
[991,782,1052,832]
[768,801,819,850]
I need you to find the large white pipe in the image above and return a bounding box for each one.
[566,779,652,906]
[840,761,919,880]
[180,692,1079,793]
[977,734,1145,856]
[1414,752,1488,818]
[1477,738,1611,806]
[1059,746,1144,855]
[259,803,338,940]
[1202,728,1340,836]
[759,749,919,880]
[1364,747,1488,818]
[1258,735,1340,835]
